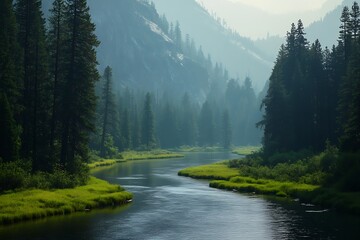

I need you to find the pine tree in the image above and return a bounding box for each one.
[180,93,197,146]
[0,93,19,162]
[48,0,67,154]
[158,103,178,148]
[0,0,22,115]
[121,109,131,150]
[100,66,115,157]
[16,0,51,171]
[339,42,360,151]
[198,101,214,146]
[222,109,231,149]
[141,93,156,149]
[350,2,360,39]
[60,0,100,172]
[174,21,182,50]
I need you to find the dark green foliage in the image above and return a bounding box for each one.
[100,66,116,157]
[16,0,51,171]
[0,0,22,115]
[48,0,67,154]
[0,160,29,192]
[158,103,179,148]
[60,0,99,172]
[258,2,360,193]
[0,94,20,162]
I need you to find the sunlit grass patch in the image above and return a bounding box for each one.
[178,161,239,180]
[0,177,132,225]
[232,146,262,156]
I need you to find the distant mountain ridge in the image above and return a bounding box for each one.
[152,0,273,92]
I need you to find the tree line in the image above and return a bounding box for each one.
[92,69,260,158]
[0,0,98,181]
[259,2,360,158]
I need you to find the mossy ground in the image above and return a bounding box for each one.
[0,177,132,225]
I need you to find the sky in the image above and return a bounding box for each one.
[226,0,329,14]
[197,0,343,39]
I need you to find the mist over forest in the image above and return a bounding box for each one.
[1,0,360,235]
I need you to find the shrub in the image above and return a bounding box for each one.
[0,160,29,192]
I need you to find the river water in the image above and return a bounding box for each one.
[1,152,359,239]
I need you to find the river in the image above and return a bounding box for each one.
[1,152,359,239]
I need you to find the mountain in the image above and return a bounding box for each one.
[43,0,210,101]
[306,0,351,48]
[152,0,273,92]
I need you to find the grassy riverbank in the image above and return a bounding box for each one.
[0,177,132,225]
[179,161,360,214]
[89,150,184,169]
[232,146,262,156]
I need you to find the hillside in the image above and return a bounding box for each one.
[152,0,273,92]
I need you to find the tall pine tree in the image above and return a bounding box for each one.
[60,0,99,172]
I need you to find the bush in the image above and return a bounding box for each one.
[0,160,29,192]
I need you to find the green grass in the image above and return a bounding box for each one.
[88,159,126,169]
[88,150,184,169]
[178,160,360,215]
[232,146,262,156]
[210,177,318,198]
[178,161,239,180]
[121,150,184,160]
[175,146,227,152]
[0,177,132,225]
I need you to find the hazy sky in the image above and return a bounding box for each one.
[197,0,343,39]
[226,0,329,14]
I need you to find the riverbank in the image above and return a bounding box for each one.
[89,150,184,169]
[232,146,261,156]
[179,161,360,215]
[0,177,132,225]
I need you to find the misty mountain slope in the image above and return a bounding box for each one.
[152,0,273,91]
[306,0,350,48]
[42,0,210,100]
[89,0,209,100]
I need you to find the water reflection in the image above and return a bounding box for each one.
[1,152,359,240]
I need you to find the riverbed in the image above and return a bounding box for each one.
[0,152,359,239]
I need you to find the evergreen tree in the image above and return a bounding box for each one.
[339,43,360,151]
[100,66,115,157]
[60,0,100,172]
[0,93,19,162]
[174,21,182,50]
[179,93,197,146]
[48,0,67,154]
[131,104,141,149]
[198,101,214,146]
[222,109,231,149]
[0,0,22,115]
[158,103,179,148]
[350,2,360,39]
[121,109,131,150]
[141,93,156,149]
[16,0,51,171]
